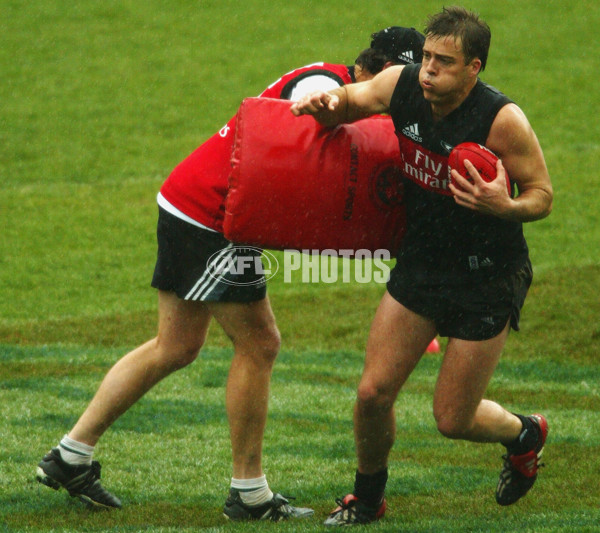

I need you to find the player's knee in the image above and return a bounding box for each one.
[233,323,281,365]
[156,339,203,372]
[433,409,472,440]
[172,344,203,369]
[261,324,281,361]
[254,324,281,363]
[356,381,395,415]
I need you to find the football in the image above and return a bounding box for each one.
[448,142,511,195]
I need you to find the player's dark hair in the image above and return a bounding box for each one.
[424,6,491,71]
[354,48,387,75]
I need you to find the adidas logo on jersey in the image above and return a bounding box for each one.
[402,123,422,142]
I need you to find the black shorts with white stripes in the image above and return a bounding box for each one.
[151,207,267,302]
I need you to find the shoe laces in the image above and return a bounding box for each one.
[63,461,101,493]
[268,494,296,521]
[90,461,102,479]
[334,496,353,509]
[79,461,102,488]
[501,453,545,477]
[331,496,365,524]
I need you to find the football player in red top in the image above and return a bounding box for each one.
[35,28,426,520]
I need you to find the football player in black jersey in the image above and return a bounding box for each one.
[293,6,552,526]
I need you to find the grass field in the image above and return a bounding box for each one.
[1,0,599,531]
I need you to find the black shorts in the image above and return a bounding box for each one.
[151,207,267,302]
[387,260,533,341]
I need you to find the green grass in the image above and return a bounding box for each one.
[1,346,599,532]
[1,0,600,531]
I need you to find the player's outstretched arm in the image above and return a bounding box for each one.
[290,66,403,127]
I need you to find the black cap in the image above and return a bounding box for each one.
[370,26,425,65]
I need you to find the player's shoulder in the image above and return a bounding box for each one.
[371,65,406,97]
[488,103,537,156]
[374,64,405,86]
[492,103,532,135]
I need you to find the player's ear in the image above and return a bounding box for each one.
[469,57,482,76]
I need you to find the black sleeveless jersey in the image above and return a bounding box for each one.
[389,63,529,285]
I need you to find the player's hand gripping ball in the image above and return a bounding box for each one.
[449,142,512,195]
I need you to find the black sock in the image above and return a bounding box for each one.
[505,414,539,454]
[353,468,388,508]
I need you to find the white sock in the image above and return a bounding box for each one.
[231,475,273,506]
[58,435,94,465]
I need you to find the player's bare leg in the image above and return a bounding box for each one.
[324,293,435,525]
[355,291,437,475]
[210,297,314,521]
[69,291,211,445]
[434,326,548,505]
[36,290,210,507]
[208,297,280,480]
[432,323,521,443]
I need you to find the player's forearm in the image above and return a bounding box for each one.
[330,85,384,125]
[291,85,375,127]
[311,86,353,127]
[501,186,553,222]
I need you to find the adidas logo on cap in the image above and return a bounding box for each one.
[398,50,415,63]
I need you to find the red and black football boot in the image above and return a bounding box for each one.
[496,414,548,506]
[324,493,386,526]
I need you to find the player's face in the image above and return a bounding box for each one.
[419,35,480,114]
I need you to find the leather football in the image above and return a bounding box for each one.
[448,142,511,194]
